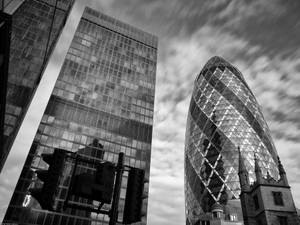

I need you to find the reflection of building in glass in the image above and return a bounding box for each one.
[0,0,74,172]
[185,56,279,225]
[4,7,157,225]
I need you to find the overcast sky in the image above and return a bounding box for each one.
[1,0,300,224]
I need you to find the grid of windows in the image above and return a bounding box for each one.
[4,6,157,225]
[185,56,279,224]
[1,0,74,171]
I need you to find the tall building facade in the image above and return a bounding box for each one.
[185,56,280,225]
[0,0,74,172]
[3,6,157,225]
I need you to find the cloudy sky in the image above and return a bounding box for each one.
[1,0,300,224]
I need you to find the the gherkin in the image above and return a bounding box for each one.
[184,56,279,224]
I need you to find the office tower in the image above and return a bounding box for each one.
[0,0,75,172]
[185,56,279,225]
[3,6,157,225]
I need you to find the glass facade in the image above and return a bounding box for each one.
[1,0,75,172]
[3,7,157,225]
[185,56,279,225]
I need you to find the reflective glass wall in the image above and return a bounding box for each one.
[185,56,279,225]
[1,0,74,172]
[4,7,157,225]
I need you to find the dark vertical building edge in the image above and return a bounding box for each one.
[0,11,12,165]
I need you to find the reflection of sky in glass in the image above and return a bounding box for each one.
[185,56,279,224]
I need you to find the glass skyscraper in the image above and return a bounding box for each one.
[3,6,157,225]
[0,0,74,172]
[185,56,279,224]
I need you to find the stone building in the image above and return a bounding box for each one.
[239,149,300,225]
